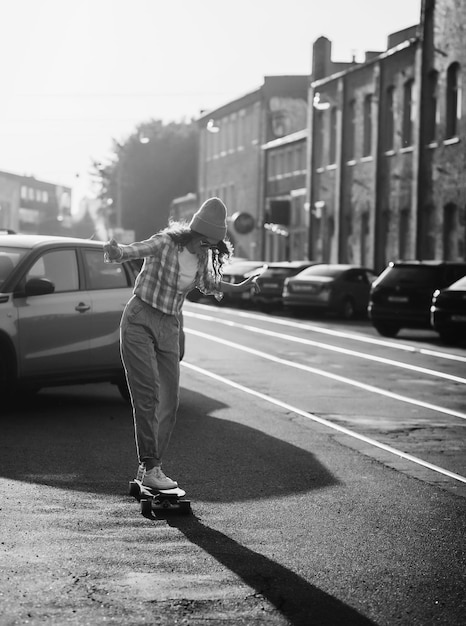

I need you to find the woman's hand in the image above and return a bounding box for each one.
[103,238,122,262]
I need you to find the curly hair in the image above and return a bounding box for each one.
[162,219,233,281]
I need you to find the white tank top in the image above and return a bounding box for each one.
[177,247,198,292]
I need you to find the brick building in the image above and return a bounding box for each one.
[0,170,72,235]
[197,76,308,259]
[307,0,465,271]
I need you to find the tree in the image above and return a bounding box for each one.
[94,119,198,241]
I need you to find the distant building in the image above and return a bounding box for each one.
[0,170,72,235]
[169,192,198,223]
[196,76,309,259]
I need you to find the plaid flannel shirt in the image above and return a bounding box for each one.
[115,233,223,315]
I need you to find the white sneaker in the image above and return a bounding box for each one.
[142,467,178,490]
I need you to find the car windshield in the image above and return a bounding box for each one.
[376,266,440,287]
[299,266,342,278]
[0,247,28,289]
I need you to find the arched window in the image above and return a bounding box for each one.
[347,99,356,161]
[329,106,337,164]
[402,80,414,147]
[426,70,438,143]
[446,63,461,139]
[383,87,395,151]
[363,95,372,156]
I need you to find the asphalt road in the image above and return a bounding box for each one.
[1,304,465,625]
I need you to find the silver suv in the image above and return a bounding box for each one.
[0,234,184,401]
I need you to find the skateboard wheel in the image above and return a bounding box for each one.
[140,499,154,519]
[179,501,192,515]
[128,481,139,498]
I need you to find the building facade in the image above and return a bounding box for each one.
[0,170,72,235]
[197,76,308,259]
[262,129,308,260]
[307,0,465,272]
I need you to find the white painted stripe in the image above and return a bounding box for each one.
[185,328,466,421]
[185,311,466,385]
[182,361,466,485]
[187,303,466,363]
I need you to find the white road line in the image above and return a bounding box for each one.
[187,303,466,363]
[182,361,466,485]
[184,311,466,385]
[185,328,466,421]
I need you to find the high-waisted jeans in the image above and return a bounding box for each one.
[120,295,180,469]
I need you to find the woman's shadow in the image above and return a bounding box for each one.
[2,386,378,625]
[149,388,377,626]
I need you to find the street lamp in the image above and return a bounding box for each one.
[313,92,331,111]
[206,118,220,133]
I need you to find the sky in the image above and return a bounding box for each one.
[0,0,422,209]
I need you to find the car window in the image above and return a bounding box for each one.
[378,266,439,287]
[0,248,28,288]
[299,266,341,278]
[27,249,79,293]
[83,248,129,290]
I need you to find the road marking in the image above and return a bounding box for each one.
[182,361,466,485]
[184,311,466,385]
[185,328,466,421]
[186,303,466,363]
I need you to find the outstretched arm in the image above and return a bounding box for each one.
[220,265,267,294]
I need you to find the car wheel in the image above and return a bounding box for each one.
[373,322,400,337]
[339,297,356,320]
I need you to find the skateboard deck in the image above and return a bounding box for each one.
[129,479,191,517]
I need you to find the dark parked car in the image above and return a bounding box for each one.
[219,260,267,307]
[0,234,184,401]
[430,275,466,343]
[282,264,377,320]
[252,261,317,311]
[368,261,466,337]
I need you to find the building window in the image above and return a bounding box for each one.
[329,106,337,164]
[346,99,356,161]
[446,62,461,139]
[285,148,293,175]
[315,110,324,168]
[20,186,27,199]
[384,87,395,151]
[363,95,372,156]
[267,152,277,180]
[426,70,438,143]
[402,80,414,147]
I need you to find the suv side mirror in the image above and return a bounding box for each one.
[24,277,55,296]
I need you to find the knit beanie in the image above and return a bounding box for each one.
[189,197,227,241]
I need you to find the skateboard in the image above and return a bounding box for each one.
[129,479,192,518]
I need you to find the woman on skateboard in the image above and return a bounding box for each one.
[103,197,261,491]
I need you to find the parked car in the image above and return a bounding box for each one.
[430,275,466,343]
[282,264,377,320]
[252,261,317,311]
[219,260,267,307]
[0,234,184,401]
[368,261,466,337]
